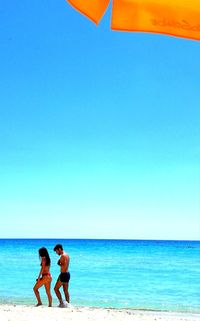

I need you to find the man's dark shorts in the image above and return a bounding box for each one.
[57,272,70,284]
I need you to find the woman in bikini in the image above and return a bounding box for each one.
[33,247,52,307]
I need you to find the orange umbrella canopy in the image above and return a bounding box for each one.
[66,0,200,40]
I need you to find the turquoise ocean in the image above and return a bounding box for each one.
[0,239,199,312]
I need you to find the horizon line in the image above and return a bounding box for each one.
[0,237,199,242]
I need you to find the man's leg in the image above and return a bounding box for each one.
[54,281,64,306]
[63,283,70,303]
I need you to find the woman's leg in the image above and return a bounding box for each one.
[45,280,52,307]
[33,279,45,306]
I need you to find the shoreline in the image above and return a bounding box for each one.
[0,304,199,321]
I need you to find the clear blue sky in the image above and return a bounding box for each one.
[0,1,199,240]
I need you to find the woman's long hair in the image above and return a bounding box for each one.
[38,247,51,266]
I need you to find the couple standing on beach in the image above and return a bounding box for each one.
[33,244,70,308]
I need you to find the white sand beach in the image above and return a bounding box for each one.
[0,305,199,321]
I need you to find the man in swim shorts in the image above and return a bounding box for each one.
[54,244,70,307]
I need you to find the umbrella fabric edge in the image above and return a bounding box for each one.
[66,0,110,25]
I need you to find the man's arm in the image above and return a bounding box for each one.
[59,255,66,266]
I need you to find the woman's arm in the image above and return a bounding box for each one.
[36,257,45,281]
[36,266,43,281]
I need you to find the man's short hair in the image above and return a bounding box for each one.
[54,244,63,251]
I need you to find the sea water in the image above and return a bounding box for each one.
[0,239,199,312]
